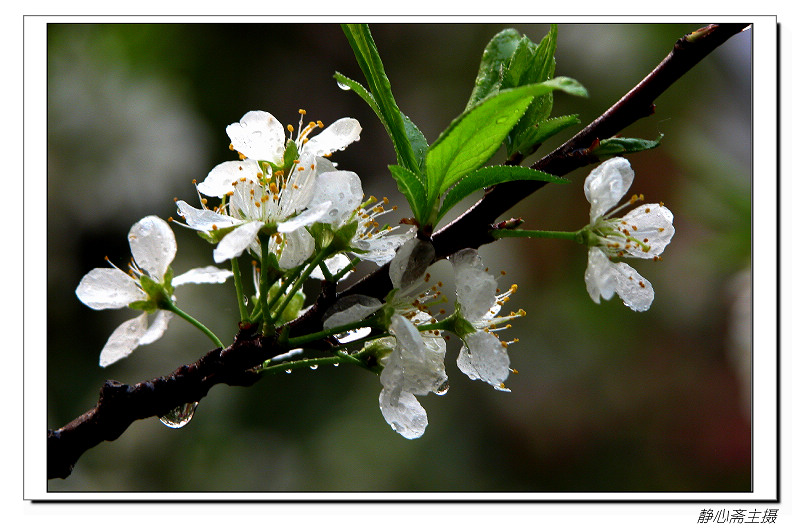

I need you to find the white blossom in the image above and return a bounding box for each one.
[450,249,521,391]
[581,157,675,311]
[175,110,362,266]
[75,216,232,367]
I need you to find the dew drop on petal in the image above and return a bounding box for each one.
[334,327,372,343]
[434,380,450,396]
[159,401,198,429]
[310,364,319,370]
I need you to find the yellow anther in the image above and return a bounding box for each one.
[287,124,295,133]
[316,120,324,128]
[212,224,218,230]
[510,284,518,293]
[298,108,307,115]
[269,182,279,193]
[297,166,305,171]
[229,143,235,151]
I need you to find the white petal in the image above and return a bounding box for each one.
[226,110,286,163]
[173,266,233,286]
[353,228,415,266]
[213,221,263,262]
[608,260,654,312]
[137,310,173,345]
[388,314,447,396]
[175,200,239,231]
[276,201,331,233]
[585,247,617,304]
[389,238,435,292]
[458,331,511,390]
[128,216,177,280]
[584,157,635,222]
[280,151,320,215]
[76,268,144,310]
[323,294,384,330]
[379,388,428,439]
[302,118,362,157]
[450,249,497,322]
[619,204,675,258]
[304,170,363,227]
[278,227,315,269]
[198,159,262,198]
[99,313,149,367]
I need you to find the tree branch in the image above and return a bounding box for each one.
[47,23,749,480]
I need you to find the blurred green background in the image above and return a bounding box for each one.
[47,23,751,492]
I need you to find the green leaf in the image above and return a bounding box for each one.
[334,71,429,172]
[340,24,420,173]
[465,28,523,111]
[427,80,585,197]
[388,164,427,222]
[511,114,581,157]
[438,165,569,222]
[593,134,664,156]
[507,25,559,153]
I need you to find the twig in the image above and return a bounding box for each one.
[47,23,749,480]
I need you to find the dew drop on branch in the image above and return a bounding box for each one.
[159,401,199,429]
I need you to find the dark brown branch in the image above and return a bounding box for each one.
[47,23,748,480]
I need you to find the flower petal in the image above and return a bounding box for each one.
[608,260,654,312]
[276,201,331,233]
[137,310,173,345]
[584,157,634,222]
[198,159,262,198]
[304,170,363,227]
[353,228,416,266]
[619,203,675,258]
[278,227,315,269]
[175,200,239,231]
[173,266,233,286]
[302,118,362,157]
[387,314,447,396]
[98,313,149,367]
[585,247,617,304]
[76,268,144,310]
[323,294,384,330]
[389,238,435,293]
[128,216,177,280]
[379,388,428,439]
[458,331,511,390]
[450,249,497,322]
[213,221,263,262]
[226,110,285,163]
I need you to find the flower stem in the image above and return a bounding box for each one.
[259,350,369,375]
[270,247,329,321]
[491,228,582,242]
[230,257,249,323]
[286,316,379,348]
[161,300,224,349]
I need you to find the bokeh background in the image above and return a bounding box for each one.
[46,22,752,492]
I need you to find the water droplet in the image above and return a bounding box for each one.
[434,381,449,396]
[310,364,319,370]
[285,369,293,374]
[336,80,352,91]
[159,401,198,429]
[335,327,372,343]
[333,363,340,367]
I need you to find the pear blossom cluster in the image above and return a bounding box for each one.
[74,108,674,441]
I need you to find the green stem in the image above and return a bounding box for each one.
[492,228,582,242]
[271,247,330,321]
[230,258,249,323]
[260,350,368,375]
[161,300,224,349]
[332,256,360,282]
